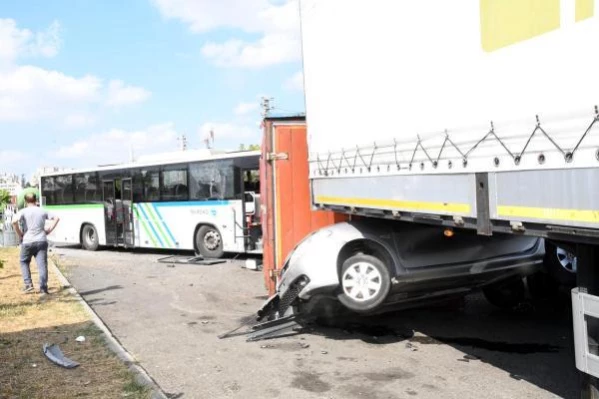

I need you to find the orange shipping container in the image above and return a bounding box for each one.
[260,116,347,295]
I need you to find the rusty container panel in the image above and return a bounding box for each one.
[260,117,346,295]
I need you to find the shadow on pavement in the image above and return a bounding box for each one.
[79,285,123,296]
[289,294,577,399]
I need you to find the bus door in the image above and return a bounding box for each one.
[102,180,118,246]
[102,179,133,247]
[121,178,134,247]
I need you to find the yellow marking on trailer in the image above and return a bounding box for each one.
[480,0,560,52]
[498,205,599,223]
[576,0,594,21]
[315,196,471,215]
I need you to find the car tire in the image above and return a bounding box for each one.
[81,224,99,251]
[544,241,577,287]
[483,277,526,309]
[195,225,224,259]
[337,254,391,313]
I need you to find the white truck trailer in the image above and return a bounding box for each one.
[253,0,599,395]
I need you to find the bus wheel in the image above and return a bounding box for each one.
[195,225,224,259]
[81,224,99,251]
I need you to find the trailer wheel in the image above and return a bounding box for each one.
[483,277,525,309]
[81,224,99,251]
[195,225,224,259]
[337,254,391,313]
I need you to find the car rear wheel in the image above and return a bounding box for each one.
[544,241,577,287]
[337,254,391,313]
[483,277,526,309]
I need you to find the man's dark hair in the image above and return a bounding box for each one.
[24,192,37,204]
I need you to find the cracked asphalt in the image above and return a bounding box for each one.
[52,246,578,399]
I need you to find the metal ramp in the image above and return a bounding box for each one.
[157,255,226,266]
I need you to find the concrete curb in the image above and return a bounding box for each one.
[49,257,168,399]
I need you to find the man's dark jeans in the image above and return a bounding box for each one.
[20,241,49,291]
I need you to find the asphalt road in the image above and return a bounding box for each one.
[52,246,578,399]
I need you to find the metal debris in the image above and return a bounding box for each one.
[43,343,79,369]
[158,255,225,266]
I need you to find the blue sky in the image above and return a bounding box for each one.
[0,0,305,179]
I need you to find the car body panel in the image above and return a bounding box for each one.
[275,220,544,307]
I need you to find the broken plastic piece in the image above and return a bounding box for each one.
[43,343,79,369]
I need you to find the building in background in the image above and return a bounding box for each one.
[0,173,23,204]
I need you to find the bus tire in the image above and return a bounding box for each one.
[195,225,224,259]
[81,224,99,251]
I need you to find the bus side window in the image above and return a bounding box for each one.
[41,177,56,206]
[141,169,160,202]
[161,168,188,201]
[131,169,144,203]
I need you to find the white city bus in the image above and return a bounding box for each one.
[39,150,262,258]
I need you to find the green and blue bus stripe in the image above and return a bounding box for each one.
[133,205,159,247]
[143,203,173,248]
[137,203,165,248]
[152,204,177,247]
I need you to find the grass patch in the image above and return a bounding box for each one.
[0,247,151,399]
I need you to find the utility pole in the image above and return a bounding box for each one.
[177,134,188,151]
[261,97,274,118]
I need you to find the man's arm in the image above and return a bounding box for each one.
[45,215,60,235]
[11,215,23,241]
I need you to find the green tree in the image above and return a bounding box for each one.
[0,189,10,209]
[238,144,261,151]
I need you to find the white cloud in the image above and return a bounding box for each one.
[106,80,152,107]
[0,19,150,124]
[152,0,301,68]
[63,114,95,129]
[202,33,299,68]
[0,19,61,63]
[0,149,27,164]
[284,70,303,91]
[234,101,259,115]
[0,65,101,122]
[56,123,181,165]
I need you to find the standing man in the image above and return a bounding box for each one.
[12,192,60,296]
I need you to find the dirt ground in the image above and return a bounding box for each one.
[0,247,151,399]
[53,245,578,399]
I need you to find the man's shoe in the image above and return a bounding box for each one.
[22,285,34,294]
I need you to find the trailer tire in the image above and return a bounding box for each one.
[81,224,99,251]
[337,254,391,313]
[195,225,224,259]
[483,277,526,309]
